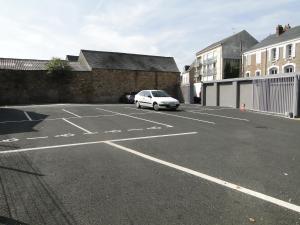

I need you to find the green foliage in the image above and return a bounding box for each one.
[46,58,72,76]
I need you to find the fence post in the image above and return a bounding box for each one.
[293,75,299,118]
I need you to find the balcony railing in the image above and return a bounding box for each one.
[203,57,217,65]
[194,60,202,68]
[202,69,217,77]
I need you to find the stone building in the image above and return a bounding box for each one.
[0,50,180,105]
[243,24,300,77]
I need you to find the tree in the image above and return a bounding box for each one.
[46,58,72,76]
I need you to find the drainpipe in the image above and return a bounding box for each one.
[265,48,268,75]
[293,75,299,118]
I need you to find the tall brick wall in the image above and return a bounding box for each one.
[0,69,180,105]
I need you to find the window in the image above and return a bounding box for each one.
[271,48,277,61]
[284,65,294,73]
[269,67,278,75]
[255,70,261,76]
[246,55,251,65]
[151,90,170,97]
[256,52,261,64]
[144,91,151,97]
[245,72,250,77]
[286,44,292,58]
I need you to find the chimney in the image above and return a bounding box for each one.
[284,24,291,32]
[276,25,284,36]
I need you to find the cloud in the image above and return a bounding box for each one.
[0,0,300,69]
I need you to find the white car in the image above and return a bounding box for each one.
[134,90,180,111]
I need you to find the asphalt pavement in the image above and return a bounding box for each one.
[0,104,299,225]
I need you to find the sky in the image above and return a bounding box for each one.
[0,0,300,70]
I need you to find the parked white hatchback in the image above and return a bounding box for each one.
[134,90,180,111]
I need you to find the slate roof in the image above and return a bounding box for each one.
[247,25,300,52]
[0,58,89,71]
[66,55,79,62]
[80,50,180,73]
[196,30,254,55]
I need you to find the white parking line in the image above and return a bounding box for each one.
[128,128,144,132]
[0,132,197,154]
[0,114,117,124]
[26,136,48,140]
[105,141,300,213]
[24,111,32,121]
[62,109,81,118]
[125,107,215,125]
[96,108,173,128]
[188,111,249,122]
[62,118,93,134]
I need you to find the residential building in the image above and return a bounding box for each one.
[180,61,197,103]
[243,24,300,77]
[195,30,258,82]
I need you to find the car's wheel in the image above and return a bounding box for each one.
[136,101,141,109]
[153,103,160,111]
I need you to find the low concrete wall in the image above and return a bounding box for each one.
[0,69,180,105]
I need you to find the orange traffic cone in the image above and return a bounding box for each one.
[240,103,246,112]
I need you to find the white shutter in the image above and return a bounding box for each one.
[276,47,280,60]
[268,49,271,61]
[292,43,296,58]
[283,45,286,59]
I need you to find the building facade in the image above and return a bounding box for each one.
[195,30,258,82]
[243,25,300,77]
[0,50,181,105]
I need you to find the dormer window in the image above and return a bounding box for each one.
[269,67,278,75]
[284,65,294,73]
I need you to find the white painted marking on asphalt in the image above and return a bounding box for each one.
[2,104,69,109]
[26,136,49,140]
[105,141,300,213]
[0,132,197,154]
[0,119,30,124]
[104,130,122,134]
[24,111,32,121]
[128,112,153,116]
[54,133,75,138]
[125,107,215,125]
[128,128,144,132]
[146,126,162,130]
[0,113,149,124]
[62,109,81,118]
[189,111,249,122]
[0,138,19,143]
[83,132,99,135]
[62,118,93,134]
[96,108,173,128]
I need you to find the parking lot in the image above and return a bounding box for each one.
[0,103,299,225]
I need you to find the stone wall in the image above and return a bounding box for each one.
[0,69,180,105]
